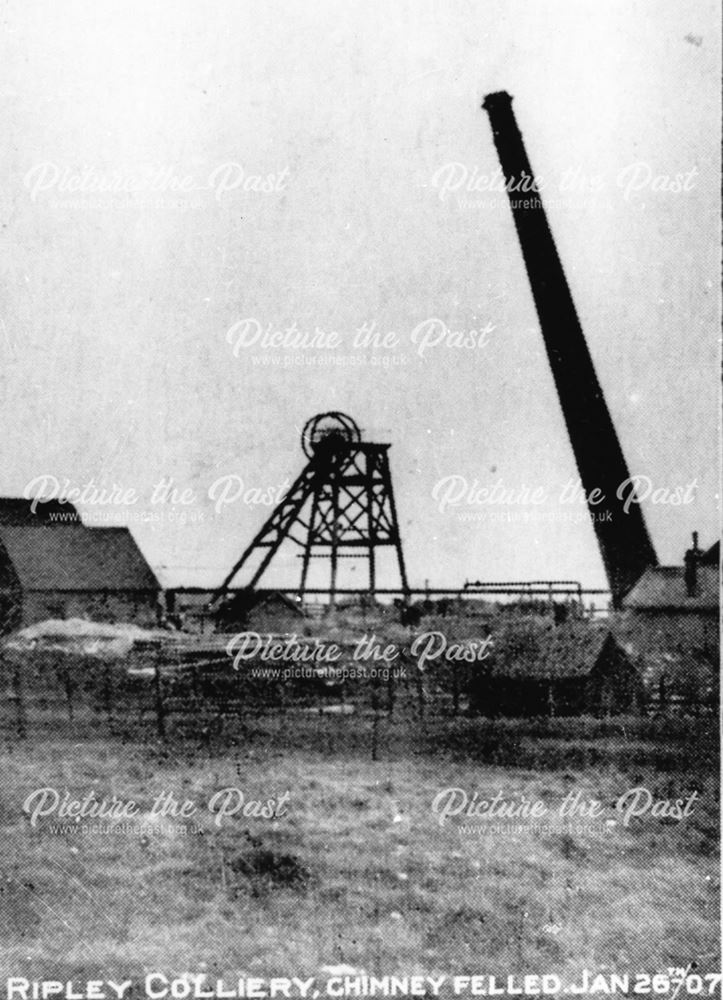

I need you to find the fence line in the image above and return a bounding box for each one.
[0,643,715,744]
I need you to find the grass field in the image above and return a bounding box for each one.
[0,706,719,982]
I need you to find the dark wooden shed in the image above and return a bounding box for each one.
[470,621,642,718]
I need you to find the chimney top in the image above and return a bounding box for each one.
[684,531,702,597]
[482,91,514,111]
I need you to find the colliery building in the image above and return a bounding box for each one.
[0,498,160,631]
[616,534,719,712]
[622,536,718,614]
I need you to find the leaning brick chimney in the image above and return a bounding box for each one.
[481,92,657,607]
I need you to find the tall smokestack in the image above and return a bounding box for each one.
[482,91,657,606]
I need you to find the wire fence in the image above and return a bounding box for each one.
[0,631,717,747]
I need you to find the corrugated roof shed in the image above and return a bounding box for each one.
[623,565,719,612]
[0,525,159,591]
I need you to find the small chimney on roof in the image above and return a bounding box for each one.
[684,531,702,597]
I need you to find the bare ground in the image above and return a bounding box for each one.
[0,708,718,981]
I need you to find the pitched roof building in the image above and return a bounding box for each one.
[623,564,718,613]
[0,497,83,526]
[0,498,160,631]
[468,618,641,717]
[622,535,719,613]
[615,535,719,710]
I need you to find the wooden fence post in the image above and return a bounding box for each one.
[370,679,380,762]
[386,665,395,717]
[416,667,425,721]
[62,663,74,723]
[102,662,114,725]
[12,660,27,739]
[153,649,166,740]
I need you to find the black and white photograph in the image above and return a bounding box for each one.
[0,0,720,991]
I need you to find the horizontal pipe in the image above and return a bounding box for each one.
[468,581,583,585]
[169,586,610,597]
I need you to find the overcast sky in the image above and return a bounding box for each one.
[0,0,719,592]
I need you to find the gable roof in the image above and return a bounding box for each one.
[0,525,159,592]
[488,620,629,679]
[216,588,306,621]
[701,541,719,565]
[0,497,82,526]
[623,565,719,612]
[250,590,305,615]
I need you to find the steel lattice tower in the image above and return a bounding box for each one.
[215,412,409,606]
